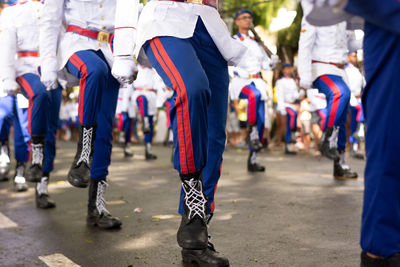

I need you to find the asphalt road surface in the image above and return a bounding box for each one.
[0,142,365,267]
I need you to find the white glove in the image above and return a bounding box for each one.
[269,55,280,69]
[3,79,19,95]
[299,78,313,90]
[40,71,59,90]
[112,56,138,85]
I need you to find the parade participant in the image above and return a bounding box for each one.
[133,64,164,160]
[230,9,279,172]
[156,86,175,147]
[40,0,139,228]
[116,83,136,158]
[309,0,400,264]
[275,63,300,155]
[344,51,365,160]
[298,0,358,179]
[307,88,327,150]
[0,91,30,192]
[113,0,247,264]
[0,0,61,208]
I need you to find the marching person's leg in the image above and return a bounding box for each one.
[35,86,62,208]
[12,99,30,192]
[136,95,156,160]
[144,115,157,160]
[16,73,50,183]
[333,110,358,180]
[145,19,229,265]
[238,84,265,172]
[349,103,364,159]
[285,107,297,155]
[122,112,133,157]
[313,74,351,160]
[87,51,122,229]
[65,50,106,188]
[0,96,14,181]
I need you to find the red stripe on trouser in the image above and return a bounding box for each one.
[137,96,145,117]
[69,54,88,124]
[286,107,295,129]
[356,105,362,122]
[318,110,326,131]
[149,38,196,174]
[118,113,123,131]
[320,75,341,127]
[16,76,34,134]
[241,86,256,125]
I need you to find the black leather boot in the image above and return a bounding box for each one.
[87,179,122,229]
[145,143,157,160]
[246,125,262,151]
[124,143,133,158]
[334,150,358,180]
[35,176,56,209]
[0,140,10,182]
[67,125,96,188]
[361,252,400,267]
[285,143,297,155]
[27,135,45,182]
[318,127,340,160]
[14,162,28,192]
[247,151,265,172]
[351,143,365,160]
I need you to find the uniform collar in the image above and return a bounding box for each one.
[236,32,254,41]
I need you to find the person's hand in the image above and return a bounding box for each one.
[3,79,19,95]
[112,56,138,85]
[269,55,280,69]
[40,71,59,90]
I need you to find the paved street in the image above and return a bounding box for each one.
[0,141,365,267]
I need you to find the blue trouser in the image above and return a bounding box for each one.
[313,74,350,151]
[0,96,30,162]
[136,95,154,143]
[66,50,120,180]
[359,22,400,258]
[144,18,229,215]
[164,96,175,129]
[349,101,364,144]
[16,74,62,173]
[239,82,265,150]
[285,107,297,143]
[119,112,132,143]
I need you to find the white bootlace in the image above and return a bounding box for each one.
[96,180,110,215]
[0,145,10,167]
[36,177,49,195]
[31,144,44,165]
[77,127,93,165]
[182,178,207,220]
[328,127,339,149]
[14,165,26,184]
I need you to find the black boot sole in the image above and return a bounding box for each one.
[87,217,122,229]
[334,175,358,180]
[182,249,230,267]
[67,171,89,188]
[27,175,42,183]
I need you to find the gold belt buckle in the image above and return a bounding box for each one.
[97,31,110,43]
[186,0,203,5]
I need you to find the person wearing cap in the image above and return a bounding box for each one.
[113,0,246,265]
[230,8,279,172]
[310,0,400,265]
[0,0,62,208]
[344,51,365,160]
[275,63,300,155]
[298,0,358,180]
[39,0,140,229]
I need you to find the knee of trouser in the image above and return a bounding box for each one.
[341,88,351,103]
[86,62,109,81]
[185,72,210,104]
[253,89,262,100]
[34,88,50,103]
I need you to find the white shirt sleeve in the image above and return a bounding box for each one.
[298,18,316,87]
[113,0,139,57]
[0,8,17,81]
[39,0,64,73]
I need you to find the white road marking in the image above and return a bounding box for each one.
[0,212,17,228]
[39,254,80,267]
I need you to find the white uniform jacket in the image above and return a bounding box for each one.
[113,1,246,66]
[275,76,299,115]
[39,0,139,80]
[133,65,166,116]
[298,1,362,88]
[229,33,272,101]
[344,63,365,106]
[0,1,42,82]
